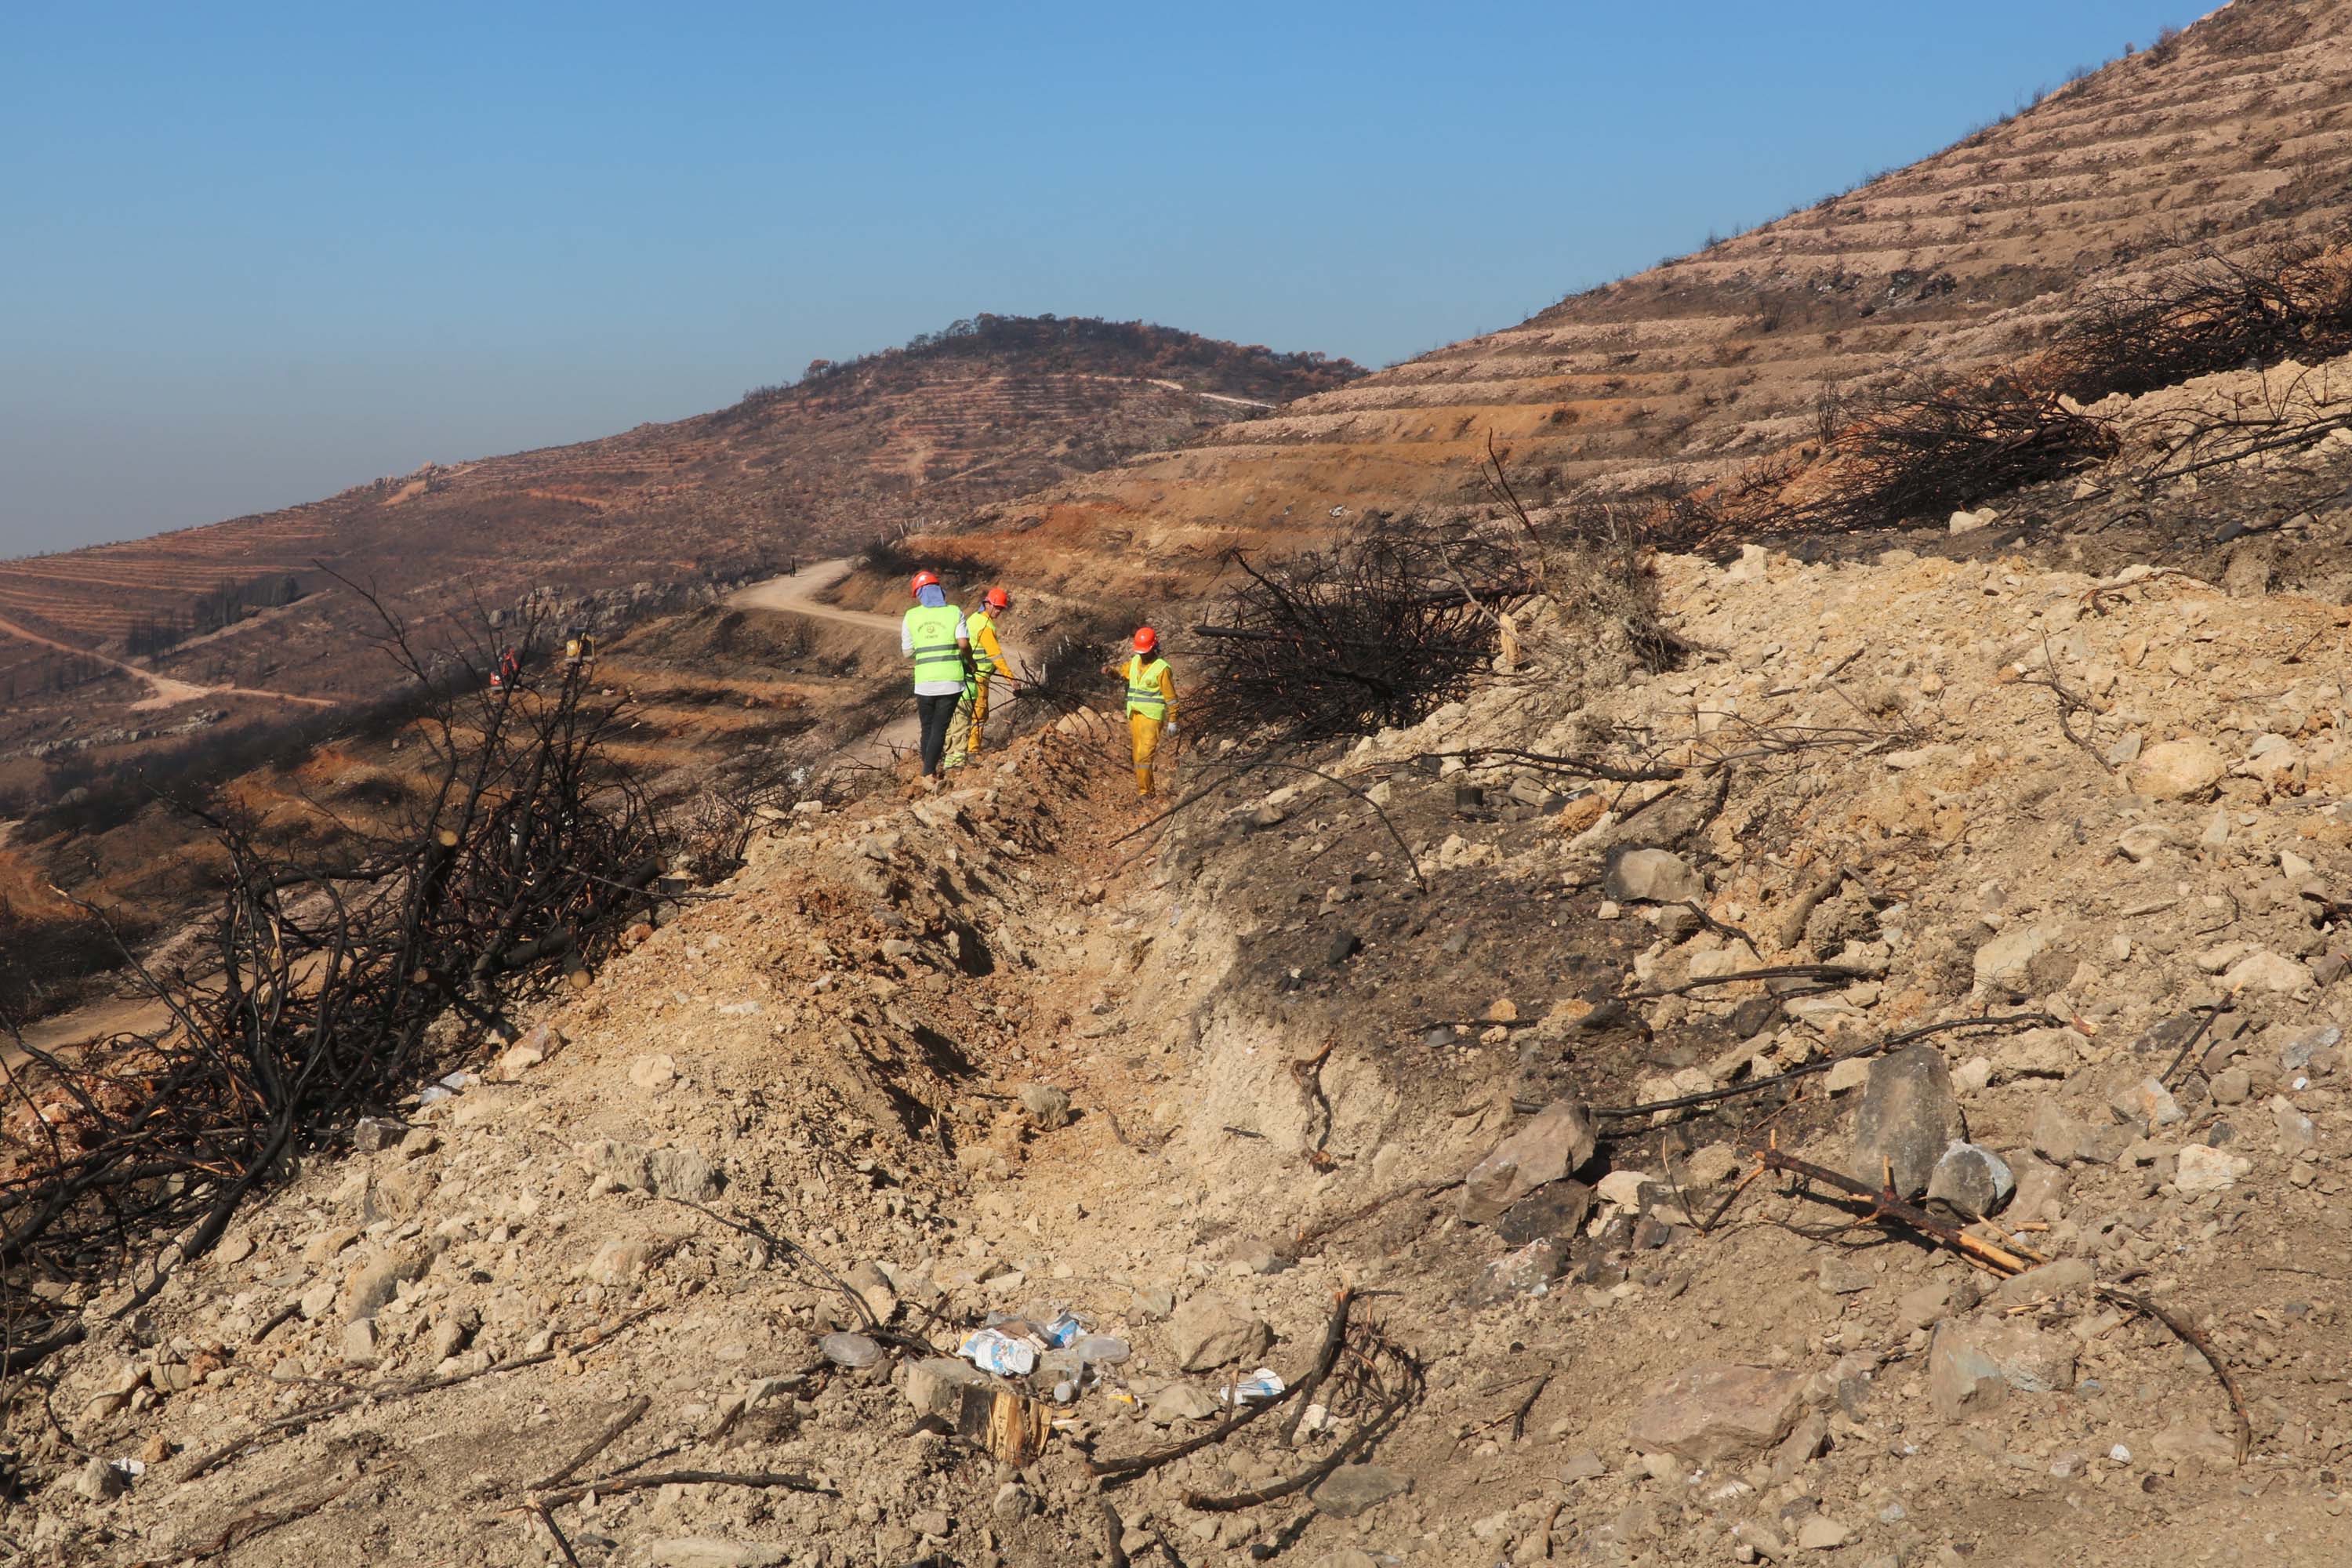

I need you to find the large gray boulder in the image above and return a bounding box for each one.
[1849,1046,1963,1198]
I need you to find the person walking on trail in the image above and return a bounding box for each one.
[946,586,1012,769]
[902,570,972,779]
[1120,626,1177,798]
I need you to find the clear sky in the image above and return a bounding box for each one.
[2,1,2209,557]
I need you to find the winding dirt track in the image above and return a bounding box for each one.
[725,557,1033,767]
[0,612,333,712]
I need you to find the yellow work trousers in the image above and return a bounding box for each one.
[1129,712,1163,797]
[944,678,990,770]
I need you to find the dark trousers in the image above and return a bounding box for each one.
[915,691,960,775]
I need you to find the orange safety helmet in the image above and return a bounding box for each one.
[909,569,941,597]
[983,586,1011,611]
[1132,626,1158,653]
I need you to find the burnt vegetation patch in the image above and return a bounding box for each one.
[2053,231,2352,401]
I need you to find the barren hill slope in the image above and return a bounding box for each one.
[0,316,1359,718]
[961,1,2352,592]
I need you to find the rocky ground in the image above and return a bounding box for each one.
[14,445,2352,1567]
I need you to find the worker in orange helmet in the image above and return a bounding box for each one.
[1120,626,1176,797]
[946,586,1011,769]
[901,569,972,780]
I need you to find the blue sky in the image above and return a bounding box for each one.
[1,2,2208,556]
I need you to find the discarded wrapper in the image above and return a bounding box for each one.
[1218,1367,1286,1405]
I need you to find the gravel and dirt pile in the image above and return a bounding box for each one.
[21,463,2352,1566]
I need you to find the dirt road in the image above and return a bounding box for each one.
[726,558,1031,773]
[0,612,335,713]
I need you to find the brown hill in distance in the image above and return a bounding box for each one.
[0,314,1361,746]
[950,2,2352,594]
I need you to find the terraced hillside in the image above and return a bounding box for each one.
[0,316,1359,726]
[966,2,2352,593]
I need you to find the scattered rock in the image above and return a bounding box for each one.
[352,1117,408,1152]
[820,1331,882,1369]
[900,1357,997,1421]
[427,1308,478,1363]
[1145,1381,1221,1425]
[2222,950,2312,995]
[844,1261,898,1323]
[1602,848,1704,905]
[1627,1362,1809,1463]
[72,1457,128,1502]
[1928,1321,2078,1417]
[2174,1144,2251,1193]
[1497,1180,1595,1248]
[339,1246,427,1323]
[1310,1464,1414,1519]
[1558,1451,1609,1483]
[2010,1157,2068,1217]
[579,1139,722,1201]
[1170,1294,1272,1371]
[1796,1516,1849,1552]
[646,1146,723,1201]
[1018,1083,1073,1129]
[1849,1046,1963,1198]
[1824,1057,1873,1094]
[582,1238,656,1287]
[1926,1141,2013,1218]
[2132,739,2226,801]
[1459,1100,1597,1223]
[1594,1170,1652,1211]
[1896,1283,1951,1332]
[628,1053,678,1092]
[1972,925,2053,993]
[1467,1239,1566,1306]
[2150,1422,2240,1472]
[641,1544,791,1568]
[1991,1257,2093,1309]
[2109,1077,2185,1131]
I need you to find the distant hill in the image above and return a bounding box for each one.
[0,314,1363,748]
[954,1,2352,594]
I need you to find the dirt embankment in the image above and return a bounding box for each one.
[19,460,2352,1564]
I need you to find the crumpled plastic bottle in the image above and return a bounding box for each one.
[957,1328,1039,1377]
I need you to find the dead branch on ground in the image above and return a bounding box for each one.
[1181,1322,1424,1512]
[1092,1291,1354,1483]
[0,603,665,1375]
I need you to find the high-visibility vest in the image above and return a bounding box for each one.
[967,610,1001,676]
[904,604,964,688]
[1125,655,1171,718]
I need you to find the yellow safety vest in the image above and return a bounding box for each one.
[968,610,1000,676]
[904,604,964,688]
[1125,655,1171,718]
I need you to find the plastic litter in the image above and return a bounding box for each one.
[1217,1367,1286,1405]
[1071,1334,1131,1367]
[416,1070,481,1107]
[957,1328,1039,1377]
[819,1331,882,1369]
[1040,1311,1085,1348]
